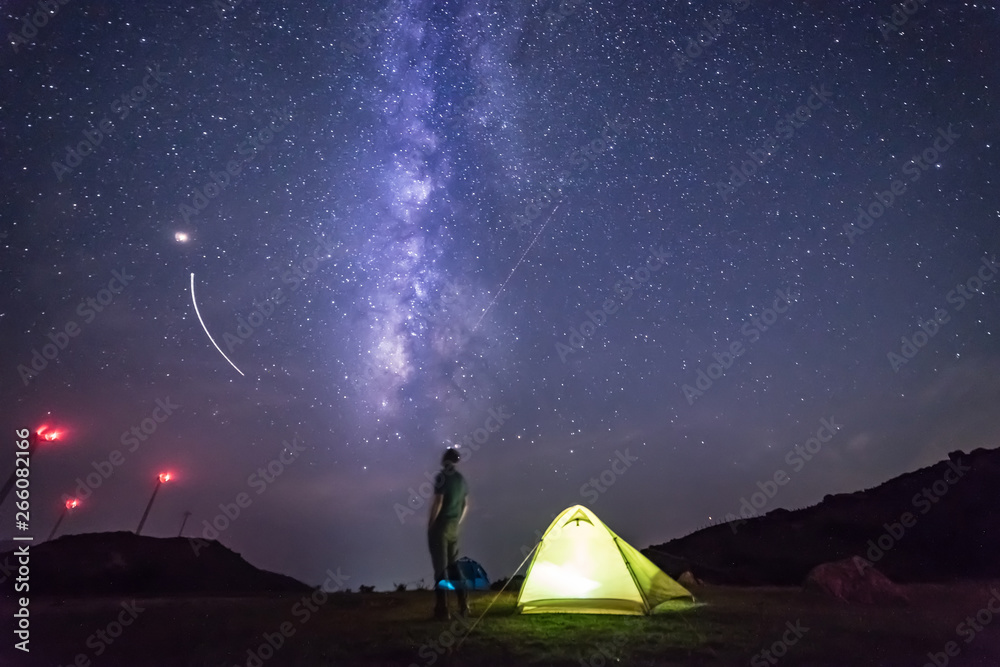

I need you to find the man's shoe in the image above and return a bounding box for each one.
[458,604,471,618]
[434,607,451,621]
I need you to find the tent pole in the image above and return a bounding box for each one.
[613,536,652,613]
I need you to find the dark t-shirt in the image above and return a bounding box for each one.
[433,465,467,521]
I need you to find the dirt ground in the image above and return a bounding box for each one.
[4,581,1000,666]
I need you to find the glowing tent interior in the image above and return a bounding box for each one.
[516,505,694,615]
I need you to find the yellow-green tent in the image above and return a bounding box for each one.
[516,505,694,614]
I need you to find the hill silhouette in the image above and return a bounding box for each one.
[644,447,1000,585]
[1,531,311,596]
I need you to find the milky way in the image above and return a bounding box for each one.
[350,0,531,444]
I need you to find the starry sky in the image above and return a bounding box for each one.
[2,0,998,590]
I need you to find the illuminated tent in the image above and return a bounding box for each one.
[516,505,693,615]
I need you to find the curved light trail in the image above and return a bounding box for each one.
[190,272,246,377]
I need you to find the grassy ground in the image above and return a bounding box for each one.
[5,582,1000,666]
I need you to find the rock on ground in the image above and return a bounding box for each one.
[803,557,909,604]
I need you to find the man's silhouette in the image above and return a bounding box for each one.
[427,447,469,620]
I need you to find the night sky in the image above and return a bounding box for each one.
[2,0,998,591]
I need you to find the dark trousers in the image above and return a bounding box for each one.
[428,517,466,611]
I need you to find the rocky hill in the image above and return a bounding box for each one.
[1,531,311,596]
[645,447,1000,585]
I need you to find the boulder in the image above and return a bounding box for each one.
[803,556,908,604]
[678,571,702,587]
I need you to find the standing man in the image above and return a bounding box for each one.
[427,447,469,620]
